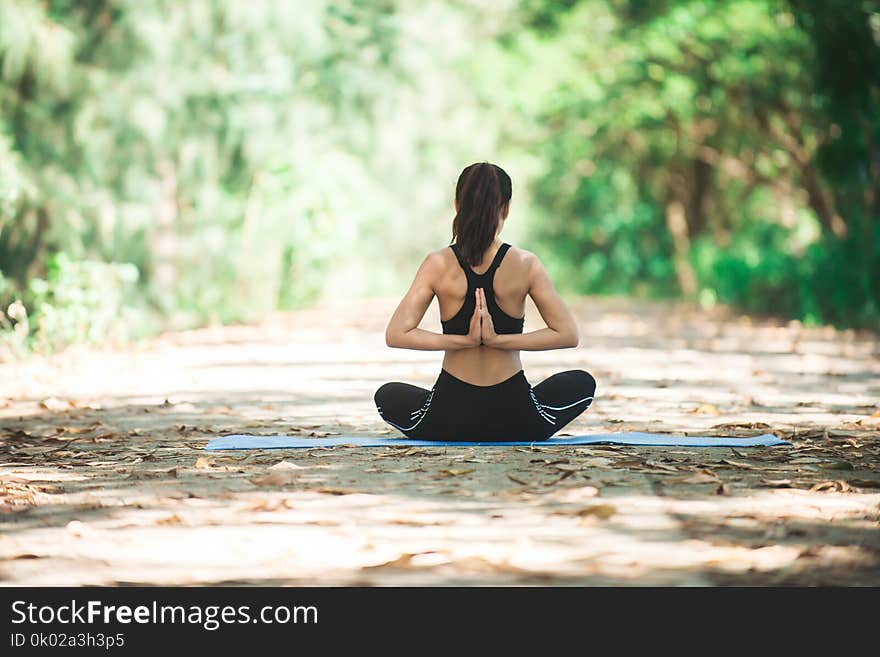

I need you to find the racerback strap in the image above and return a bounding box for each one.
[486,243,511,275]
[450,242,510,279]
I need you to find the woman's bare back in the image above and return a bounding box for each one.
[384,237,578,380]
[434,241,531,385]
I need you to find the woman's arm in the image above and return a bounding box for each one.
[385,252,481,351]
[479,254,579,351]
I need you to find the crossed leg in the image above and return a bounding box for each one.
[374,381,433,437]
[529,369,596,440]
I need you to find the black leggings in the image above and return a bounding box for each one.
[374,368,596,442]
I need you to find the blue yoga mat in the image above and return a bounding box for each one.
[204,432,788,450]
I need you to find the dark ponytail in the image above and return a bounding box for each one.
[451,162,512,268]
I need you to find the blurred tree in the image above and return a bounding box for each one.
[0,0,506,346]
[507,0,879,328]
[1,0,877,355]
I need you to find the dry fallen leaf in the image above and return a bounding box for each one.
[810,480,851,493]
[244,498,293,512]
[40,398,71,412]
[69,400,102,410]
[846,478,880,489]
[378,448,422,458]
[761,478,793,488]
[250,470,299,487]
[315,487,354,495]
[57,424,101,435]
[580,504,616,519]
[553,486,600,502]
[613,458,647,468]
[365,552,444,570]
[644,460,680,473]
[218,453,251,462]
[719,459,756,470]
[713,422,771,430]
[156,513,186,526]
[389,517,451,527]
[269,461,303,471]
[579,457,613,468]
[544,470,575,486]
[818,460,853,471]
[438,468,474,477]
[667,470,720,484]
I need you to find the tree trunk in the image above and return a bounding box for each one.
[665,198,697,296]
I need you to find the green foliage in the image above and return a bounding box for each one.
[26,252,138,352]
[510,0,879,329]
[0,0,877,357]
[0,0,500,347]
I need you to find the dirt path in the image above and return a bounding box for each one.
[1,297,879,585]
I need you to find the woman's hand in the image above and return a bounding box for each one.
[464,288,482,347]
[477,287,499,346]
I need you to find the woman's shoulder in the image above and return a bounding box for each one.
[503,244,542,271]
[415,246,458,280]
[423,244,456,266]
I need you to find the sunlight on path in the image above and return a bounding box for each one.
[1,297,878,585]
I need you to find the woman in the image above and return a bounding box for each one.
[374,162,596,442]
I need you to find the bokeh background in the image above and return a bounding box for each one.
[1,0,878,356]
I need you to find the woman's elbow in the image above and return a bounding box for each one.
[551,327,578,349]
[385,325,410,348]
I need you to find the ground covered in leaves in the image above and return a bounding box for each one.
[1,297,879,585]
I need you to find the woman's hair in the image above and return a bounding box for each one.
[451,162,512,268]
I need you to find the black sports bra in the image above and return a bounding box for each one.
[441,242,525,336]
